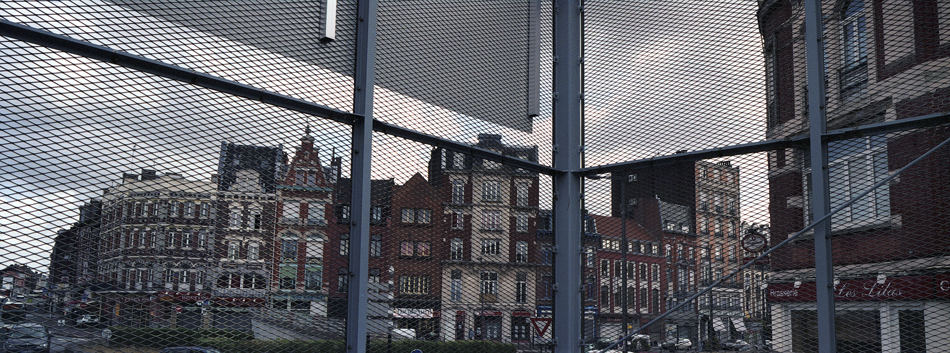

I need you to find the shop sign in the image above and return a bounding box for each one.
[117,296,153,303]
[157,291,212,302]
[536,305,552,317]
[934,274,950,298]
[769,275,934,302]
[474,310,502,316]
[512,310,532,317]
[394,308,434,318]
[271,293,325,301]
[214,297,266,307]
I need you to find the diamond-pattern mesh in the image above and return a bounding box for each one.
[1,1,948,353]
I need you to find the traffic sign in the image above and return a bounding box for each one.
[530,317,552,337]
[174,305,183,313]
[78,302,88,310]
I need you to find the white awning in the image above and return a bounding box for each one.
[732,318,747,331]
[713,318,727,332]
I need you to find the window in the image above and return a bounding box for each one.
[199,203,210,218]
[515,241,528,263]
[400,241,431,257]
[369,205,382,224]
[515,272,527,303]
[450,270,462,301]
[584,217,597,233]
[450,238,464,260]
[303,203,324,226]
[370,235,381,257]
[540,274,553,299]
[451,210,464,229]
[337,205,350,223]
[181,229,192,248]
[516,214,528,232]
[541,245,553,265]
[401,208,431,224]
[197,230,208,248]
[601,259,609,276]
[340,234,349,256]
[283,201,300,223]
[539,215,552,231]
[195,271,205,285]
[482,181,500,202]
[184,202,195,218]
[149,231,158,248]
[481,239,500,255]
[481,210,502,230]
[516,182,529,206]
[368,268,380,284]
[280,273,295,290]
[338,268,348,292]
[140,202,149,217]
[627,261,635,279]
[295,171,305,185]
[840,0,867,100]
[228,241,239,260]
[169,202,178,217]
[229,209,242,229]
[452,180,465,204]
[825,136,890,229]
[305,270,322,290]
[601,285,610,306]
[399,275,430,295]
[248,242,259,261]
[480,271,498,302]
[179,271,189,284]
[282,240,298,262]
[165,231,176,249]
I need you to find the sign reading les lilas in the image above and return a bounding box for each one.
[768,275,939,302]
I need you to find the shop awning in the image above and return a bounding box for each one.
[732,318,747,331]
[713,318,727,332]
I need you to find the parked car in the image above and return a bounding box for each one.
[75,314,99,328]
[1,323,50,353]
[159,347,221,353]
[722,339,751,351]
[661,338,692,351]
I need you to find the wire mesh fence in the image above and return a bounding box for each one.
[1,1,949,353]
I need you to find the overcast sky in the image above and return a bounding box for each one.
[0,0,768,274]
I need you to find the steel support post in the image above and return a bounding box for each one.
[345,0,377,352]
[552,0,583,352]
[803,0,836,352]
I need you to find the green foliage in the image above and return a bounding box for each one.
[109,327,253,348]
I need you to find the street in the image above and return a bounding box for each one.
[20,312,98,353]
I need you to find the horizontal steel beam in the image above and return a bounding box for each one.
[581,112,950,176]
[0,20,359,126]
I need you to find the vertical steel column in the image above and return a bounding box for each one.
[552,0,583,353]
[803,0,836,352]
[346,0,377,352]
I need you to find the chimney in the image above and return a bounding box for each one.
[122,173,138,183]
[140,169,157,180]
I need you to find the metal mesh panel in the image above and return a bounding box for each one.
[2,0,948,353]
[372,0,551,155]
[583,0,765,167]
[1,37,353,352]
[1,0,357,112]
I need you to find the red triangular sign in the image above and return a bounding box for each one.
[530,318,552,337]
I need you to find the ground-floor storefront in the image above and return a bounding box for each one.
[440,309,534,343]
[768,274,950,352]
[392,301,440,340]
[99,291,264,330]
